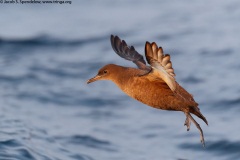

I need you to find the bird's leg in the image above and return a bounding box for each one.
[184,113,191,131]
[185,112,205,147]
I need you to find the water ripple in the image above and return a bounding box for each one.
[0,140,36,160]
[55,135,117,152]
[70,154,94,160]
[179,139,240,159]
[0,34,109,48]
[0,74,43,84]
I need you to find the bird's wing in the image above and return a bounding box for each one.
[111,35,151,71]
[145,42,176,91]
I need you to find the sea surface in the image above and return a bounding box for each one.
[0,0,240,160]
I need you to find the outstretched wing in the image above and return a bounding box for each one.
[145,42,176,91]
[111,35,150,71]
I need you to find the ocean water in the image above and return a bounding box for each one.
[0,0,240,160]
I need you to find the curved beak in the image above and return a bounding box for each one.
[87,75,101,84]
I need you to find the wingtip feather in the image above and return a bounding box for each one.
[110,35,147,69]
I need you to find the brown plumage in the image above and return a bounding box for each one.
[87,35,208,147]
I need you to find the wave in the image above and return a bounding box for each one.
[14,90,122,108]
[0,73,42,84]
[0,138,94,160]
[0,34,109,48]
[54,135,117,152]
[0,139,40,160]
[210,97,240,110]
[179,139,240,159]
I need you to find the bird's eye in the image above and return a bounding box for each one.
[103,70,108,74]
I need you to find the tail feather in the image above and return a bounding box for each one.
[190,107,208,125]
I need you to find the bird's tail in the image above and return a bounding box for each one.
[190,106,208,125]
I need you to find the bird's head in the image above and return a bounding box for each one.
[87,64,120,84]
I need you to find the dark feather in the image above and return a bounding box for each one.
[110,35,150,71]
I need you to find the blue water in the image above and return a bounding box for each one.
[0,0,240,159]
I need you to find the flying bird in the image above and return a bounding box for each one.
[87,35,208,147]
